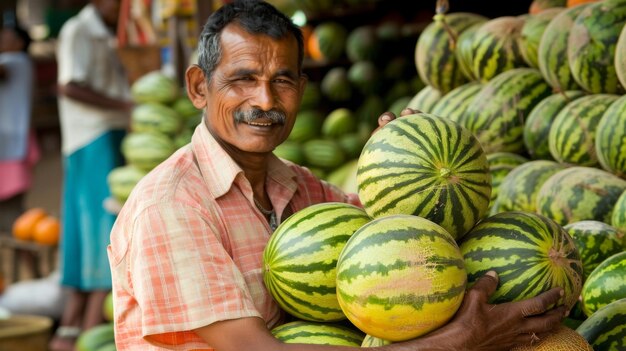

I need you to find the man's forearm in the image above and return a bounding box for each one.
[59,82,133,111]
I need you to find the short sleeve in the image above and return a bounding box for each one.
[127,202,262,342]
[57,21,92,85]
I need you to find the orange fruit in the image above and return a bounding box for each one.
[301,25,313,58]
[12,208,48,241]
[32,216,61,246]
[567,0,599,7]
[307,32,323,61]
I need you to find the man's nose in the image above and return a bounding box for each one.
[252,80,276,111]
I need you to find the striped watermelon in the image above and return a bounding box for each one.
[491,160,565,215]
[486,152,529,212]
[595,94,626,178]
[537,4,592,92]
[430,81,483,124]
[581,251,626,316]
[523,91,586,160]
[311,22,347,61]
[455,22,485,80]
[459,211,583,310]
[576,298,626,350]
[271,321,364,346]
[121,132,176,172]
[548,94,619,167]
[519,8,564,69]
[302,139,346,170]
[459,68,552,154]
[361,334,391,347]
[612,191,626,234]
[262,202,370,322]
[564,221,625,279]
[415,13,487,94]
[406,85,442,113]
[567,0,626,94]
[357,113,491,240]
[470,16,527,82]
[617,24,626,90]
[336,214,467,341]
[131,103,182,136]
[536,166,626,226]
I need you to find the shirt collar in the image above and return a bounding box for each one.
[79,4,114,38]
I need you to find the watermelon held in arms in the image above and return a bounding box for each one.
[336,214,467,342]
[459,211,583,311]
[262,202,371,322]
[270,320,364,346]
[356,112,491,240]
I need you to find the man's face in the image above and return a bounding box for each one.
[203,23,306,154]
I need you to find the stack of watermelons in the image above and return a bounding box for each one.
[74,291,115,351]
[106,70,202,205]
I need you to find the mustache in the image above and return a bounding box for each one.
[234,108,286,125]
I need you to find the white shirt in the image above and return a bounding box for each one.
[0,52,33,160]
[56,4,130,155]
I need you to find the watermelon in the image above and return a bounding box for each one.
[121,132,176,172]
[131,70,179,104]
[102,292,114,323]
[300,83,322,111]
[311,22,347,61]
[321,108,356,138]
[536,166,626,226]
[361,334,391,347]
[357,95,386,129]
[581,251,626,316]
[302,139,346,170]
[548,94,619,167]
[576,298,626,351]
[336,214,467,341]
[612,191,626,234]
[470,16,527,83]
[406,85,442,113]
[271,321,364,346]
[357,113,491,240]
[171,95,200,120]
[523,91,586,160]
[518,8,564,69]
[131,102,182,136]
[595,94,626,178]
[459,68,552,154]
[415,13,487,93]
[107,165,147,203]
[459,211,583,310]
[486,152,529,212]
[564,221,625,279]
[273,141,305,165]
[288,110,324,143]
[262,202,370,322]
[491,160,565,215]
[76,323,115,351]
[568,0,626,94]
[455,22,485,81]
[617,24,626,90]
[347,60,380,95]
[346,25,380,63]
[320,67,352,102]
[430,81,483,124]
[537,4,592,92]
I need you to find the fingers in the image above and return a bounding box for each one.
[467,271,499,302]
[377,112,395,127]
[514,287,564,317]
[517,305,567,336]
[399,107,419,116]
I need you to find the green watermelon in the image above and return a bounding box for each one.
[263,202,370,322]
[536,166,626,226]
[346,25,380,63]
[102,291,114,323]
[300,83,322,111]
[321,108,356,138]
[459,211,583,310]
[312,22,347,61]
[406,85,442,113]
[548,94,620,167]
[273,141,305,165]
[519,8,564,69]
[576,297,626,351]
[455,22,485,81]
[537,4,592,92]
[523,91,586,160]
[459,68,552,154]
[612,191,626,234]
[121,132,176,172]
[616,24,626,91]
[595,94,626,178]
[336,214,467,342]
[107,165,147,203]
[430,81,483,124]
[302,139,346,170]
[581,251,626,317]
[486,152,529,212]
[288,110,323,143]
[76,323,115,351]
[271,321,364,346]
[320,67,352,102]
[347,60,380,95]
[361,334,391,347]
[171,95,200,120]
[491,160,565,215]
[568,0,626,94]
[415,13,487,93]
[357,95,386,130]
[357,113,491,240]
[564,221,625,280]
[131,71,179,104]
[131,102,182,136]
[470,16,527,83]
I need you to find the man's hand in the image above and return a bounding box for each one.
[373,108,420,134]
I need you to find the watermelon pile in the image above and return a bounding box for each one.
[106,70,202,204]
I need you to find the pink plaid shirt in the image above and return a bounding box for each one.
[108,120,360,350]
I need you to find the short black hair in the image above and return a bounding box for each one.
[197,0,304,82]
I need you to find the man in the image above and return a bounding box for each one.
[108,1,567,350]
[51,0,133,350]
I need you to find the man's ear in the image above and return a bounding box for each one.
[185,65,208,109]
